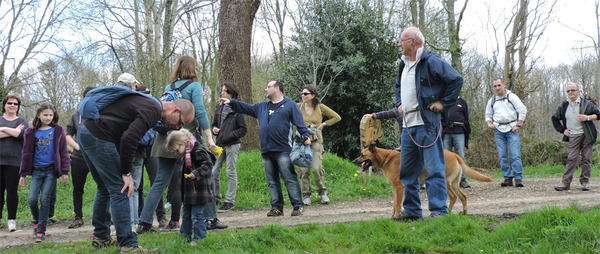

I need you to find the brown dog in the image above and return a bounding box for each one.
[352,142,492,217]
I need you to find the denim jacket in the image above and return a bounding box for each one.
[394,50,463,131]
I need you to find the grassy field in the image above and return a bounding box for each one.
[3,150,600,253]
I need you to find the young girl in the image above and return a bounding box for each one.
[19,103,69,243]
[165,129,215,246]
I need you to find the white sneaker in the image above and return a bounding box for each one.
[303,197,311,206]
[8,219,16,232]
[320,194,330,204]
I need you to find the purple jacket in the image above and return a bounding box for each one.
[20,125,70,177]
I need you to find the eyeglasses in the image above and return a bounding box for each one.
[301,92,312,96]
[6,102,19,106]
[171,144,182,155]
[400,38,413,43]
[177,111,184,128]
[566,89,579,93]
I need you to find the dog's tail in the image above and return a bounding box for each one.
[457,154,493,182]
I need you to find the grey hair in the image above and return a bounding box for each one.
[405,27,425,45]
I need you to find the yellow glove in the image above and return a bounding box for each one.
[184,173,192,178]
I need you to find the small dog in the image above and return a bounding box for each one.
[352,142,492,217]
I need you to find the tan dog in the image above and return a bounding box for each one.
[352,142,492,217]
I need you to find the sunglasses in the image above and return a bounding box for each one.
[301,92,312,96]
[566,89,579,93]
[6,102,19,106]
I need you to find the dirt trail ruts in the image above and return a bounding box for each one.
[1,177,598,250]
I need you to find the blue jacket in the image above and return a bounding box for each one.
[394,50,463,130]
[229,97,309,154]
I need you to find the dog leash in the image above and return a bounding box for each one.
[402,108,441,149]
[381,150,395,168]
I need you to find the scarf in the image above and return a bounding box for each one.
[185,136,196,168]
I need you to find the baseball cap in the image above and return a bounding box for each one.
[117,73,140,86]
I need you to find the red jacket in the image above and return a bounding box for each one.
[19,125,70,177]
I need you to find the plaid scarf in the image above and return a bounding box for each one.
[185,136,196,168]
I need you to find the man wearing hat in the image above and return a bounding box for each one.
[118,73,140,90]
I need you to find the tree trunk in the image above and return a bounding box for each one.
[219,0,261,151]
[444,0,468,74]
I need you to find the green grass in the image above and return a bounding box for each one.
[4,150,600,253]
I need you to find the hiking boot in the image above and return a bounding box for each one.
[515,179,524,188]
[119,246,161,253]
[303,197,312,206]
[320,194,330,204]
[135,223,158,234]
[267,208,283,217]
[68,217,84,229]
[582,184,591,191]
[391,211,421,222]
[292,206,304,216]
[426,213,447,220]
[91,236,118,249]
[157,217,169,228]
[8,219,17,232]
[48,216,59,224]
[291,207,304,216]
[163,220,179,231]
[206,219,228,230]
[554,185,570,191]
[500,178,513,187]
[35,232,45,243]
[217,202,235,213]
[460,179,471,188]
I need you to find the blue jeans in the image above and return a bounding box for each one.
[400,126,448,217]
[28,167,57,233]
[261,152,303,210]
[203,170,217,220]
[494,129,523,180]
[180,204,207,242]
[443,133,467,181]
[129,157,144,228]
[139,157,183,225]
[78,125,138,247]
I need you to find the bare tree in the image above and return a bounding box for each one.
[503,0,557,96]
[0,0,72,99]
[443,0,469,74]
[219,0,261,150]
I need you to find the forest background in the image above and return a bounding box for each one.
[1,0,599,169]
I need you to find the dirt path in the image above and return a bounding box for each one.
[1,177,599,250]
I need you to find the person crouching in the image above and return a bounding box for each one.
[165,129,216,246]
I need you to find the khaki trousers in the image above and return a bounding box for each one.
[562,135,592,186]
[298,141,326,198]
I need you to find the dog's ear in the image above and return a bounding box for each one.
[368,141,376,153]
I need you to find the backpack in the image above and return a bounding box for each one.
[139,129,156,146]
[153,80,195,134]
[78,86,161,122]
[490,91,516,111]
[159,80,195,102]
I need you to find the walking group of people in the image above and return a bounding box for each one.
[1,26,596,252]
[0,54,341,252]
